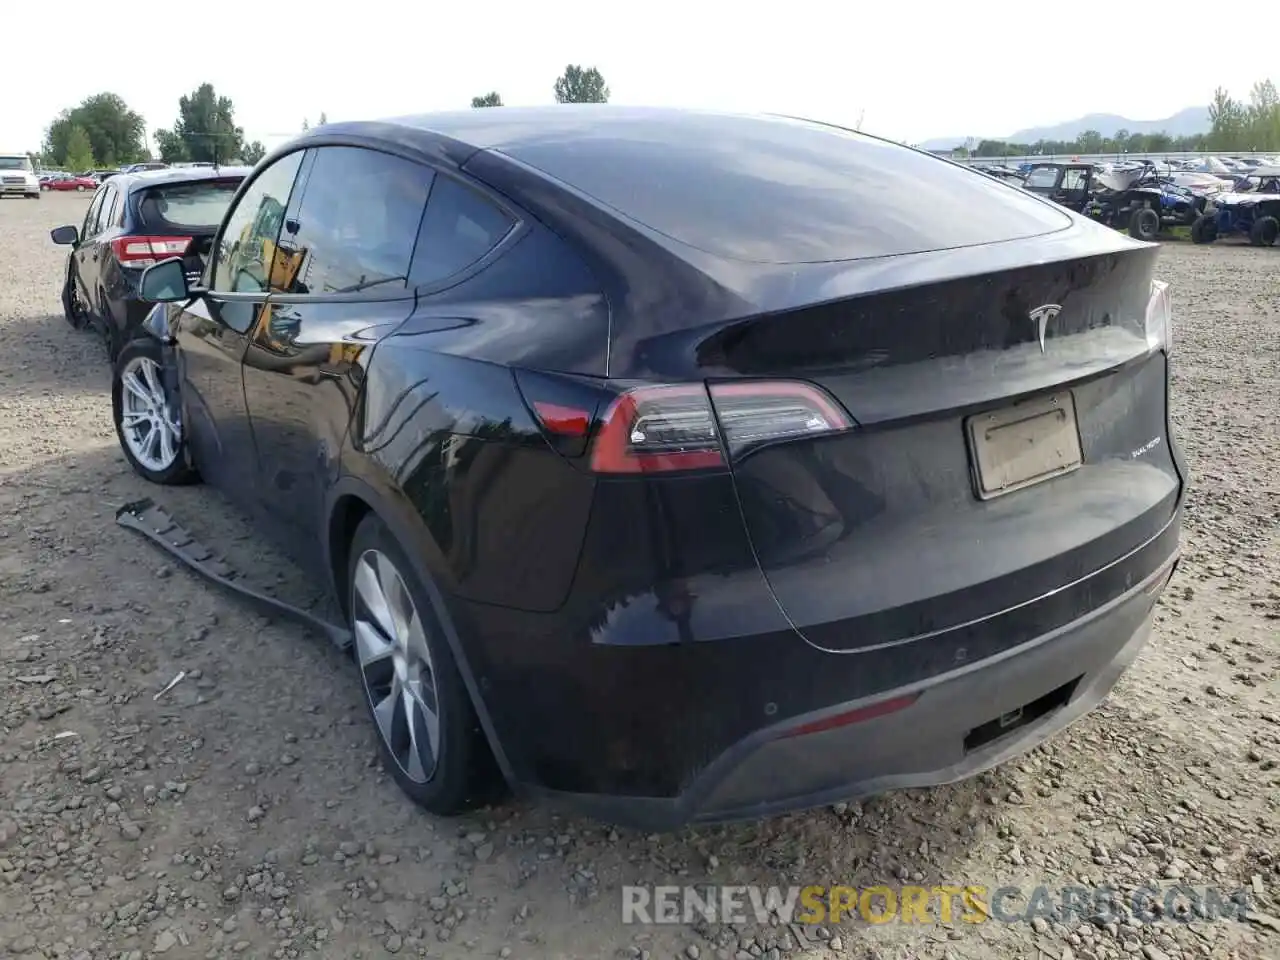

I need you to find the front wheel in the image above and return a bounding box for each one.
[1129,207,1160,242]
[112,337,198,485]
[347,514,501,815]
[1190,214,1217,244]
[61,273,89,329]
[76,185,85,192]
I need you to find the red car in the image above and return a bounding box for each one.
[46,176,98,192]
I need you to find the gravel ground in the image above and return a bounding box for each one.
[0,194,1276,960]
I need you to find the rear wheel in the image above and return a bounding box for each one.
[1190,214,1217,244]
[112,337,198,485]
[1249,216,1278,247]
[347,514,501,815]
[76,185,85,192]
[1128,207,1160,242]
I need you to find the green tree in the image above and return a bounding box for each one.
[42,93,146,167]
[553,65,609,104]
[241,141,266,164]
[318,111,328,125]
[153,128,189,164]
[154,83,245,165]
[64,125,96,172]
[1208,86,1248,151]
[471,92,503,108]
[1243,80,1280,150]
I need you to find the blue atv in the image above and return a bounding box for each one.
[1021,162,1205,241]
[1190,169,1280,246]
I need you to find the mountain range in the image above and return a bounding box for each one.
[921,106,1210,149]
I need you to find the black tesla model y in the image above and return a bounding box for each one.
[116,106,1185,828]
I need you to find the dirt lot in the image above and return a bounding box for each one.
[0,193,1276,960]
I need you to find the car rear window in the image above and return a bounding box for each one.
[136,179,243,230]
[498,113,1071,264]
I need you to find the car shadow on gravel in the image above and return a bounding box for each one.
[0,312,112,400]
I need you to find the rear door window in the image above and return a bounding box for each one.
[89,186,115,237]
[409,176,515,286]
[274,146,432,296]
[103,187,122,229]
[81,190,106,238]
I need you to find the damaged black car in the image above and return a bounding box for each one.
[110,107,1185,828]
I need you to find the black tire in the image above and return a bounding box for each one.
[347,513,502,815]
[61,272,89,330]
[1249,216,1278,247]
[76,185,85,192]
[1128,207,1160,242]
[1190,214,1217,244]
[111,336,199,485]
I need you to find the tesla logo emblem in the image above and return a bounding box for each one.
[1029,304,1062,353]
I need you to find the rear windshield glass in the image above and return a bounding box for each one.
[136,179,243,230]
[500,113,1071,264]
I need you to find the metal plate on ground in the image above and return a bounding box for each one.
[966,391,1083,500]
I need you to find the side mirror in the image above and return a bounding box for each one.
[139,257,193,302]
[50,225,78,246]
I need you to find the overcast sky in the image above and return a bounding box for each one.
[1,2,1263,154]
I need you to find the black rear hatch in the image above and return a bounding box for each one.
[705,244,1181,653]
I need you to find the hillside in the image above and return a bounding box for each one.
[922,106,1210,149]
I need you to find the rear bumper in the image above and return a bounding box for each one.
[525,550,1177,830]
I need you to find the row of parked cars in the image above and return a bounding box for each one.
[46,107,1184,830]
[38,161,219,192]
[975,158,1280,246]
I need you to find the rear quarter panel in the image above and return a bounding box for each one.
[346,224,610,612]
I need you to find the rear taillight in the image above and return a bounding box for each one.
[111,235,192,267]
[587,381,851,474]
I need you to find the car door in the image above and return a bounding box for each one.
[170,150,305,507]
[73,185,112,307]
[240,145,431,575]
[1056,167,1090,210]
[69,188,105,301]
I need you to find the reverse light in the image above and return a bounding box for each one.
[588,381,851,474]
[112,235,192,268]
[1145,279,1172,354]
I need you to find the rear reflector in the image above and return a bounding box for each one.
[781,694,919,738]
[112,235,193,267]
[588,381,851,474]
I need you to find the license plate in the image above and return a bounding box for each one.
[966,391,1082,499]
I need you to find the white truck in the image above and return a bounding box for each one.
[0,153,41,199]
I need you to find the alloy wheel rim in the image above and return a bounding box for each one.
[352,549,441,783]
[119,356,182,472]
